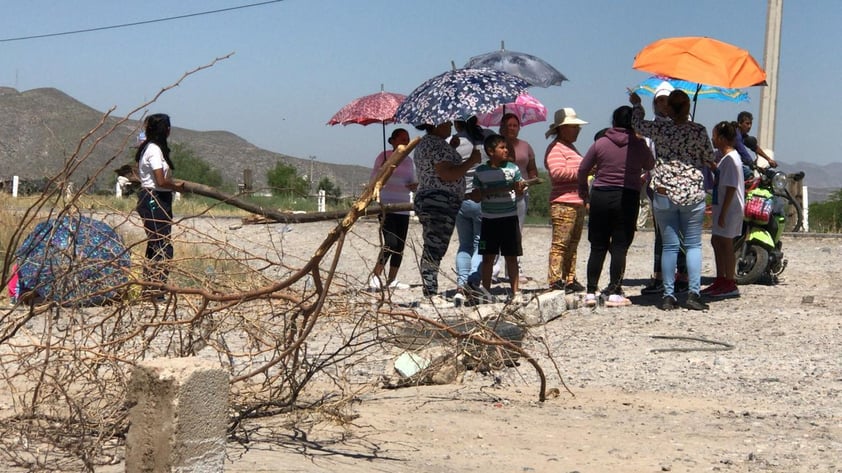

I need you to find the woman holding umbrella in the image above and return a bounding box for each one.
[413,121,481,303]
[629,90,715,311]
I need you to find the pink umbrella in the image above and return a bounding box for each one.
[328,87,407,153]
[476,92,547,127]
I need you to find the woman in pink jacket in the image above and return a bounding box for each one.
[544,108,588,293]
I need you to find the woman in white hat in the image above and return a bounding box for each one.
[543,108,588,293]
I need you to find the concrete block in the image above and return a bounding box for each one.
[394,352,430,378]
[126,357,229,473]
[519,290,570,325]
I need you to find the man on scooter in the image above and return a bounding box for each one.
[737,111,778,170]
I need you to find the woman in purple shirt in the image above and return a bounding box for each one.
[578,106,654,307]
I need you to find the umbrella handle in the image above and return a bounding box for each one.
[691,83,701,121]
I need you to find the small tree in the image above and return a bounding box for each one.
[526,170,550,221]
[267,161,308,197]
[171,143,224,189]
[317,176,342,200]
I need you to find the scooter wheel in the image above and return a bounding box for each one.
[735,244,769,285]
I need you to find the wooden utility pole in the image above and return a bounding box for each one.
[758,0,783,151]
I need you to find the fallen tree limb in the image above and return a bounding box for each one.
[180,138,420,224]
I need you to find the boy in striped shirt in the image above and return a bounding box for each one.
[471,134,527,302]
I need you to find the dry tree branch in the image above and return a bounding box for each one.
[0,53,557,472]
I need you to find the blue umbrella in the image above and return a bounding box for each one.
[634,75,749,121]
[15,215,131,306]
[635,76,749,103]
[394,68,530,126]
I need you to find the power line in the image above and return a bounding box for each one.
[0,0,285,43]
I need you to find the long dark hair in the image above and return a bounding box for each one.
[464,116,485,145]
[612,106,634,130]
[135,113,174,170]
[714,121,738,144]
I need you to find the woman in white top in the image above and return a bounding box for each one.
[135,113,184,289]
[368,128,417,290]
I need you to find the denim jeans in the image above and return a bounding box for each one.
[652,194,705,298]
[455,199,482,286]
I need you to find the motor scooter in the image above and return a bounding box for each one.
[734,166,800,284]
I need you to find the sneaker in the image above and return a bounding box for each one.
[659,295,677,311]
[605,294,632,307]
[476,286,499,305]
[583,293,598,307]
[422,294,451,308]
[565,280,586,294]
[641,279,665,295]
[684,292,709,311]
[700,277,725,295]
[674,280,690,295]
[368,275,384,291]
[707,280,740,298]
[549,280,565,291]
[463,281,486,304]
[601,283,623,297]
[388,280,410,290]
[452,291,466,307]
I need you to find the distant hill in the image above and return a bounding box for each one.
[0,87,371,196]
[775,161,841,204]
[0,87,838,203]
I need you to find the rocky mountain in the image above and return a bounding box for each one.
[0,87,371,195]
[774,161,841,204]
[1,87,838,203]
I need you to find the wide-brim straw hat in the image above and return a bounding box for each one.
[545,107,588,138]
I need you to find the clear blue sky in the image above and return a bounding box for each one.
[2,1,838,170]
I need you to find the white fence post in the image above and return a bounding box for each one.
[409,191,416,219]
[318,189,326,213]
[12,176,19,198]
[802,186,809,232]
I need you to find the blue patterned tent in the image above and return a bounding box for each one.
[15,215,131,306]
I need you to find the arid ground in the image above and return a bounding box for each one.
[3,217,840,472]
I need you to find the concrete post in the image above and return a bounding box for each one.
[12,175,19,197]
[758,0,784,149]
[318,189,326,212]
[126,357,228,473]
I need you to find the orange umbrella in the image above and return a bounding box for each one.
[633,36,766,89]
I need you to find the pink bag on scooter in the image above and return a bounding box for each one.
[744,195,773,224]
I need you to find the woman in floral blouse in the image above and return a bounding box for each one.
[630,90,715,311]
[413,121,481,301]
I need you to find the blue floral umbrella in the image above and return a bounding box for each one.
[394,68,530,126]
[15,215,131,306]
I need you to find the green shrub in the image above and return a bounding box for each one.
[171,143,224,190]
[267,161,308,198]
[525,170,550,224]
[809,189,842,233]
